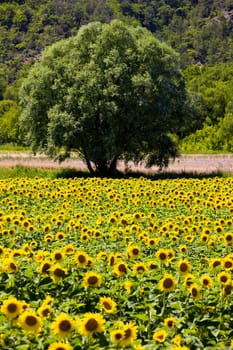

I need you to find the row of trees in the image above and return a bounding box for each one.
[1,60,232,155]
[0,1,233,173]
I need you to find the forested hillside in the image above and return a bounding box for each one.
[0,0,233,152]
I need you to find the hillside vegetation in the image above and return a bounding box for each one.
[0,0,233,153]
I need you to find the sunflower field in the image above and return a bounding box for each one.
[0,175,232,350]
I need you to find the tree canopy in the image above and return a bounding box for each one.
[19,20,193,175]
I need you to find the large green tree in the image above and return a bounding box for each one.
[19,20,193,175]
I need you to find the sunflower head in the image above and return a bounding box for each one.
[222,257,233,270]
[1,297,23,320]
[77,312,105,336]
[50,264,67,282]
[64,244,75,255]
[218,271,232,285]
[83,271,102,288]
[39,260,51,275]
[113,261,128,277]
[209,258,222,270]
[177,259,192,275]
[111,329,125,344]
[164,316,176,329]
[2,259,18,273]
[224,233,233,246]
[51,250,64,262]
[189,283,201,299]
[159,274,176,292]
[200,275,213,289]
[48,341,73,350]
[18,310,42,334]
[133,262,147,276]
[153,329,167,343]
[221,282,233,297]
[99,297,117,314]
[38,304,51,318]
[75,251,89,268]
[120,322,138,346]
[126,244,141,259]
[51,313,75,337]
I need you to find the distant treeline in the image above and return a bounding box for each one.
[0,0,233,152]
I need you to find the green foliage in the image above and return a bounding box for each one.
[179,124,221,153]
[184,63,233,123]
[0,100,21,144]
[1,0,233,84]
[20,20,192,174]
[217,114,233,152]
[181,63,233,153]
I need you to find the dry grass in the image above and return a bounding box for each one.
[0,152,233,175]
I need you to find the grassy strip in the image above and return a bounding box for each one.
[0,144,30,151]
[0,165,231,180]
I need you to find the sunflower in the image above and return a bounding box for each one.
[99,297,117,314]
[80,233,90,242]
[221,257,233,270]
[75,251,89,268]
[126,244,141,260]
[167,249,175,262]
[217,271,232,285]
[0,245,5,257]
[96,251,108,261]
[39,260,51,275]
[179,245,187,254]
[177,259,192,275]
[200,233,209,243]
[64,244,75,255]
[110,329,125,344]
[147,260,159,271]
[77,313,105,336]
[156,249,168,264]
[83,271,102,288]
[133,262,147,276]
[224,232,233,246]
[189,283,201,299]
[221,282,233,297]
[43,224,52,233]
[124,280,132,294]
[153,329,167,343]
[108,254,117,266]
[37,304,51,319]
[18,310,42,334]
[48,342,73,350]
[200,275,213,289]
[120,322,138,347]
[133,345,145,350]
[209,258,222,270]
[50,264,67,282]
[159,274,176,292]
[1,297,23,320]
[2,259,18,273]
[51,250,64,262]
[44,234,53,243]
[183,273,195,288]
[164,316,176,329]
[51,313,75,337]
[112,261,128,277]
[184,234,194,243]
[147,237,159,248]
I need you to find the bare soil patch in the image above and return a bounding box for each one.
[0,152,232,174]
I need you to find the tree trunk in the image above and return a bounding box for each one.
[83,148,95,174]
[109,155,119,174]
